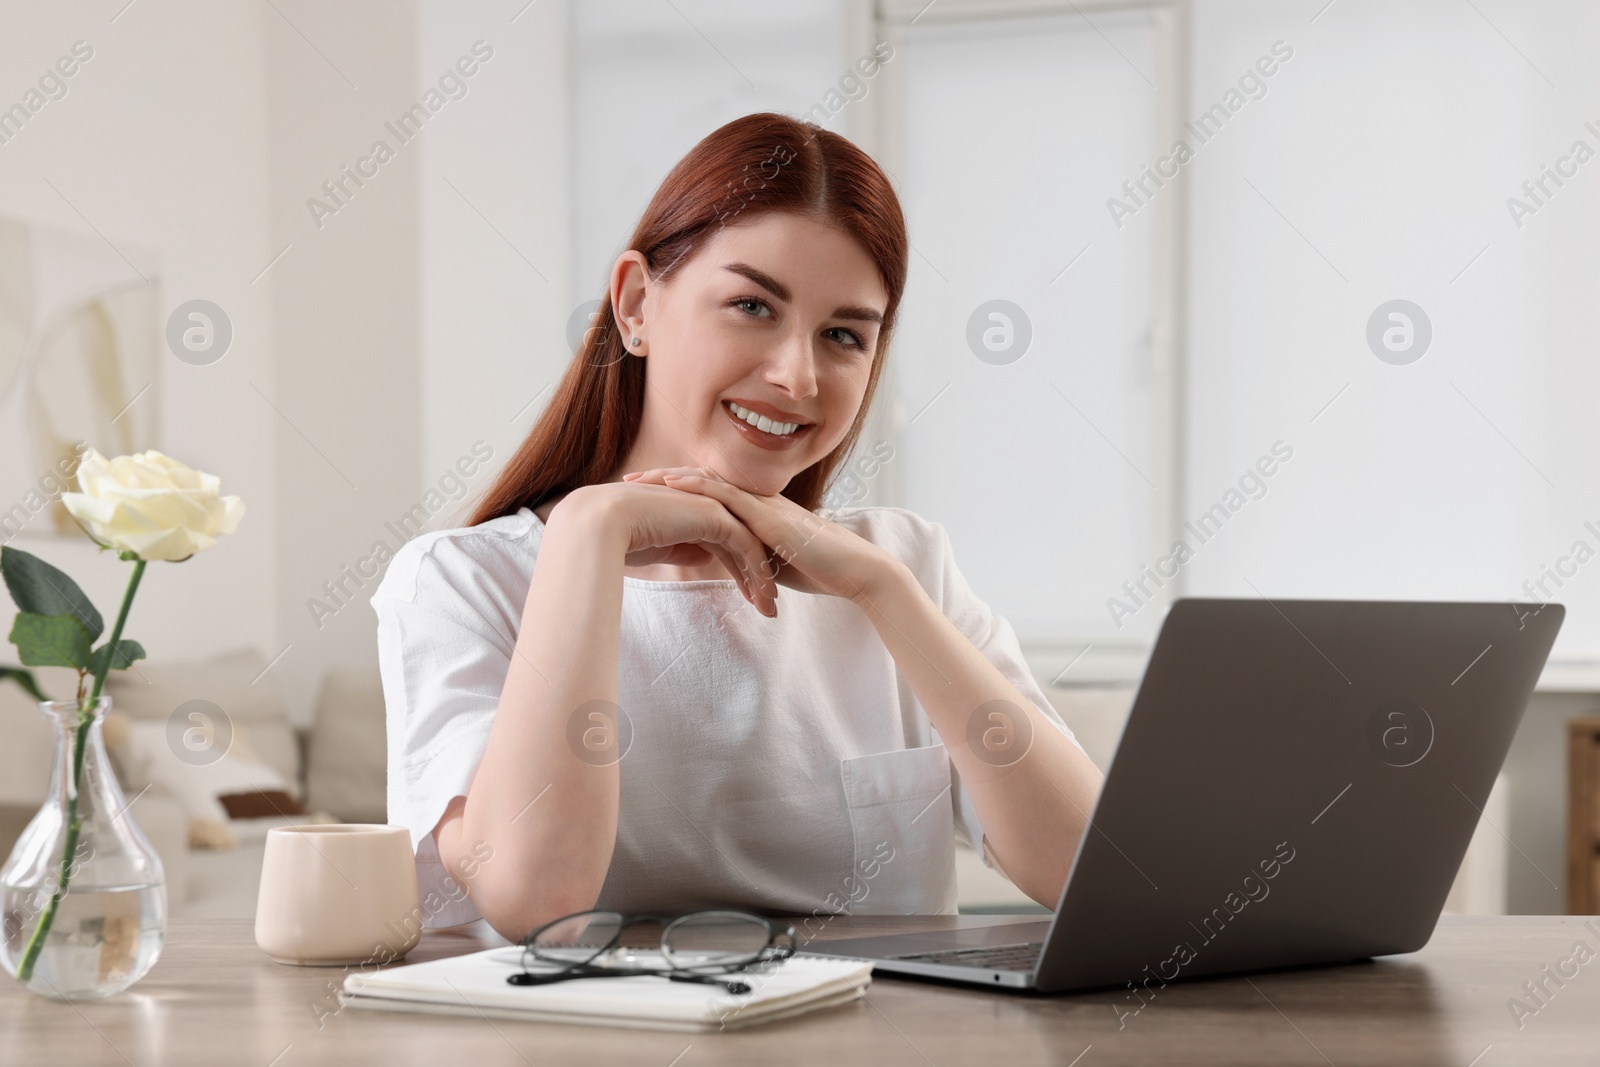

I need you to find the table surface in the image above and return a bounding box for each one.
[4,914,1600,1065]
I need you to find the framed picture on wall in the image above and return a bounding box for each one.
[0,213,161,543]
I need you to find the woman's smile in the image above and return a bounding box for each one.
[720,398,816,451]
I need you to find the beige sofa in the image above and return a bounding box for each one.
[0,649,387,919]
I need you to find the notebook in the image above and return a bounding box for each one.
[342,946,874,1032]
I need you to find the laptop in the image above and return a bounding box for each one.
[800,597,1564,995]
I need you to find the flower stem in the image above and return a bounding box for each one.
[15,558,146,983]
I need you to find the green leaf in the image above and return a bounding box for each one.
[1,547,103,643]
[0,666,48,702]
[88,638,146,677]
[8,613,92,670]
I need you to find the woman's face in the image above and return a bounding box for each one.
[611,212,888,496]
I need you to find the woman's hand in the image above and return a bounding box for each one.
[555,480,781,616]
[621,466,905,606]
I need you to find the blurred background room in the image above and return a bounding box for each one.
[1,0,1598,919]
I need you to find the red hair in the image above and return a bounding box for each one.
[466,111,908,527]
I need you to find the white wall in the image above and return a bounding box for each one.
[265,0,574,724]
[418,0,570,519]
[0,1,277,674]
[263,1,424,724]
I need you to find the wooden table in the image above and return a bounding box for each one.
[3,915,1599,1065]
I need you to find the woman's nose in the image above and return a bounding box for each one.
[765,334,818,398]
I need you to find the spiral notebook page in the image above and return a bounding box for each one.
[343,946,874,1033]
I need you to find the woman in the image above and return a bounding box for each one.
[374,112,1105,941]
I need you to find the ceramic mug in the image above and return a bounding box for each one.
[255,824,423,966]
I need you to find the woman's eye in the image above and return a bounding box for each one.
[827,327,866,351]
[732,296,770,317]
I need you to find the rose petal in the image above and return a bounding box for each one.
[63,450,242,560]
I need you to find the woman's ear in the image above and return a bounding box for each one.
[610,250,651,356]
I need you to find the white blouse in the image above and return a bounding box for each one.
[372,503,1083,929]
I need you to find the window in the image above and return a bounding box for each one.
[877,2,1177,656]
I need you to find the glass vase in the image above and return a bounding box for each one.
[0,696,167,998]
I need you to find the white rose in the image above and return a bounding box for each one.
[61,449,245,562]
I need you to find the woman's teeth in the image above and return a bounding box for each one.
[727,400,802,436]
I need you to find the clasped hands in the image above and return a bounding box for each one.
[621,466,900,611]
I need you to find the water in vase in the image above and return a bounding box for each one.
[0,880,166,998]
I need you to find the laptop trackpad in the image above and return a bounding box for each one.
[804,920,1053,960]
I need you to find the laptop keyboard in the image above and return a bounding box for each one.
[888,941,1043,972]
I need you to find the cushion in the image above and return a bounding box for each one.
[104,646,301,792]
[218,790,303,820]
[305,665,387,822]
[113,717,300,849]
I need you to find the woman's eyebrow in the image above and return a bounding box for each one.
[721,262,884,325]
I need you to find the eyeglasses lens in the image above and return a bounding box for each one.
[662,911,774,970]
[530,911,625,965]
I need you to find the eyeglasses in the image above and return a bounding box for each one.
[507,909,797,995]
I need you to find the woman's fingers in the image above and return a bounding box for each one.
[624,466,709,484]
[619,473,779,614]
[650,491,775,614]
[704,543,751,601]
[708,544,770,615]
[653,472,820,593]
[662,472,783,554]
[703,503,778,614]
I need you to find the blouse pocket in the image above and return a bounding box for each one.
[837,743,959,915]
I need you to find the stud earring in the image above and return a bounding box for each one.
[630,336,642,347]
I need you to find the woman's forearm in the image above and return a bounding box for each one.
[438,488,628,939]
[851,562,1106,908]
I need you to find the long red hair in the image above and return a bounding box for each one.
[466,112,908,527]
